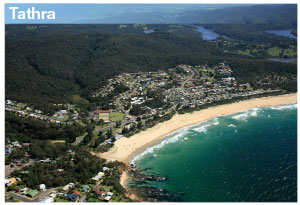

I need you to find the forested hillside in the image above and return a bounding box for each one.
[5,24,297,113]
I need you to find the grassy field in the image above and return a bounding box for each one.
[267,46,282,56]
[50,140,66,144]
[109,112,125,121]
[236,50,254,57]
[72,95,90,104]
[283,48,297,57]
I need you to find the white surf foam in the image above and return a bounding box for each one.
[228,124,236,127]
[193,124,211,133]
[232,108,261,121]
[130,131,187,165]
[270,103,297,110]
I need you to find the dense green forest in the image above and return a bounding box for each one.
[5,112,85,143]
[10,141,105,187]
[5,24,297,113]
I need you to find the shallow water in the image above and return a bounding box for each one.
[133,103,297,202]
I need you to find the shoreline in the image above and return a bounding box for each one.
[98,93,297,165]
[96,93,297,201]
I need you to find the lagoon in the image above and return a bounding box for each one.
[268,58,297,63]
[266,29,297,39]
[196,26,219,40]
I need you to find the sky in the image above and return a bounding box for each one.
[5,4,244,24]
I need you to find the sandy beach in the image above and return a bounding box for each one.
[98,93,297,164]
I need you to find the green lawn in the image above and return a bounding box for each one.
[109,112,125,121]
[72,95,90,104]
[236,50,254,57]
[267,46,282,57]
[283,48,297,57]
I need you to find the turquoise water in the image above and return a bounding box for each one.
[132,104,297,202]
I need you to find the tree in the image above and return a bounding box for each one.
[106,128,113,138]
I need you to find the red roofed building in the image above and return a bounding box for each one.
[94,110,112,114]
[73,190,80,196]
[95,190,104,196]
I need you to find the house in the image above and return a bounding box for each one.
[65,193,79,202]
[103,167,110,172]
[13,186,21,192]
[114,134,123,140]
[92,188,104,196]
[106,192,114,197]
[11,141,21,147]
[80,185,89,192]
[5,147,12,154]
[73,190,80,196]
[62,183,75,192]
[49,193,56,198]
[41,197,54,203]
[40,158,51,163]
[5,179,10,186]
[27,189,39,197]
[7,178,17,186]
[92,172,105,181]
[39,184,46,190]
[95,190,104,197]
[62,185,70,192]
[104,196,112,202]
[20,188,28,195]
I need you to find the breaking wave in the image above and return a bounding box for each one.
[232,108,261,121]
[130,129,189,165]
[228,124,236,127]
[270,103,297,110]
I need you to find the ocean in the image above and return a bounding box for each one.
[130,103,297,202]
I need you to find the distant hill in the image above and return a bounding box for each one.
[78,4,297,26]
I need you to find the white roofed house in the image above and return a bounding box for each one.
[39,184,46,190]
[92,172,105,181]
[103,167,110,172]
[104,196,112,202]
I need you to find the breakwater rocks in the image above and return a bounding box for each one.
[127,166,183,202]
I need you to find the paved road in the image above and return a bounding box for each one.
[6,188,56,202]
[116,97,128,115]
[79,193,87,202]
[72,132,87,146]
[180,68,195,89]
[6,192,37,202]
[5,159,35,178]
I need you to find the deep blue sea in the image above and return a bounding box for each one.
[131,103,297,202]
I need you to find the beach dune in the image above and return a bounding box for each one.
[98,93,297,164]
